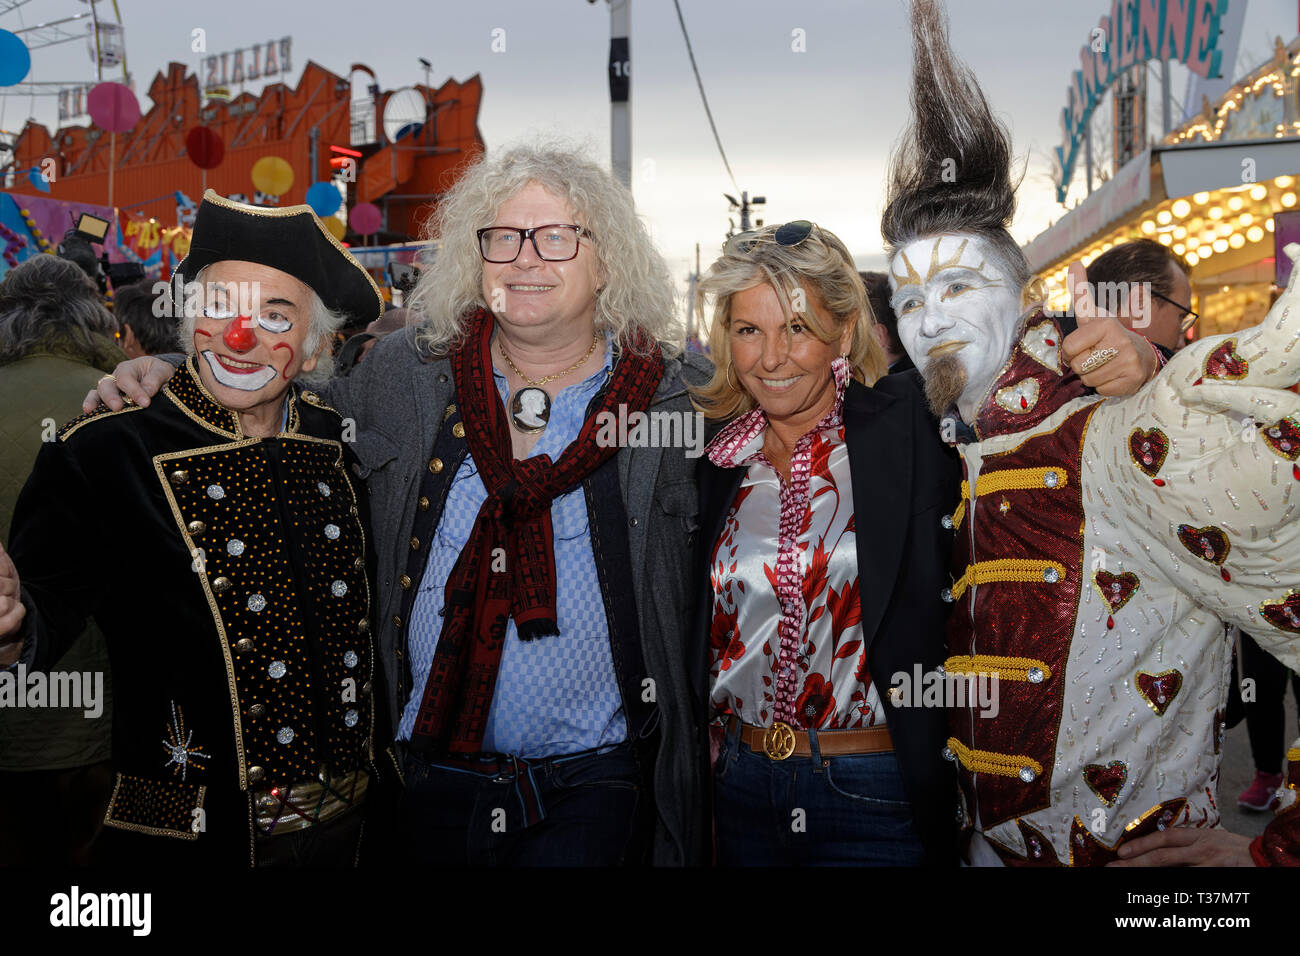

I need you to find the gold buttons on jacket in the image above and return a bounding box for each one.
[393,615,402,629]
[169,469,189,485]
[410,536,420,550]
[399,575,412,589]
[429,458,444,474]
[187,520,206,535]
[452,423,465,439]
[248,766,266,785]
[418,496,430,511]
[212,576,232,593]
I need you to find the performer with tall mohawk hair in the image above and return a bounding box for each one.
[883,0,1300,866]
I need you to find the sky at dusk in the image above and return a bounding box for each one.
[2,0,1296,300]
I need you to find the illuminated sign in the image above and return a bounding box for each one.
[203,37,292,92]
[1054,0,1231,203]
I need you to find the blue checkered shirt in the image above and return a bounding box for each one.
[397,338,627,757]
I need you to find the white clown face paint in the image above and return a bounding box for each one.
[190,261,321,434]
[888,234,1023,422]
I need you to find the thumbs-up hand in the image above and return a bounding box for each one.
[0,541,26,666]
[1061,259,1159,396]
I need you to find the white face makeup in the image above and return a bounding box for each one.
[888,234,1023,420]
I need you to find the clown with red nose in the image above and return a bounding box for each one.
[175,192,383,437]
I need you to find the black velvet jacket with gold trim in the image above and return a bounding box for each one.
[9,358,375,865]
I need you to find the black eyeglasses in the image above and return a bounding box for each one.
[1150,289,1199,333]
[476,224,593,263]
[724,220,816,256]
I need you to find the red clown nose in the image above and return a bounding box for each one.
[223,317,258,353]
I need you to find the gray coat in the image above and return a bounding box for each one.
[319,330,714,865]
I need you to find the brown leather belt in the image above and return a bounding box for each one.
[726,716,893,761]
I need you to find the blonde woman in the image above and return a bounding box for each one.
[693,221,959,866]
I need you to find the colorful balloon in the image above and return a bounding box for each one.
[88,82,140,133]
[250,156,294,197]
[185,127,225,169]
[306,182,342,218]
[0,31,31,86]
[350,202,382,236]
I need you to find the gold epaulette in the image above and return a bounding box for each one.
[57,401,146,442]
[297,389,341,418]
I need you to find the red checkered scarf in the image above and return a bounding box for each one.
[408,308,664,754]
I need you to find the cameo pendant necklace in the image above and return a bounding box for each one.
[499,332,601,434]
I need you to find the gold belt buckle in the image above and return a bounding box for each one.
[762,721,797,760]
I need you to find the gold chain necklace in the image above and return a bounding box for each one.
[498,332,601,387]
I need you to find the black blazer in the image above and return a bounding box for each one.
[694,370,961,866]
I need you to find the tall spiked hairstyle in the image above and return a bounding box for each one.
[880,0,1031,293]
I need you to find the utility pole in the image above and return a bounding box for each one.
[605,0,631,187]
[724,191,766,236]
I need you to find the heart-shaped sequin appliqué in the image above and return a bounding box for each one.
[1177,524,1231,571]
[1128,427,1169,478]
[1093,570,1140,628]
[1194,339,1248,385]
[1262,418,1300,463]
[1136,669,1183,716]
[1082,760,1128,807]
[1260,591,1300,634]
[995,377,1040,414]
[1021,322,1063,374]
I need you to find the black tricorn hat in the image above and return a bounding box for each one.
[176,189,384,324]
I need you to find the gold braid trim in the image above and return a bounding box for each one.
[951,467,1068,530]
[943,655,1052,683]
[950,558,1067,603]
[1287,746,1300,762]
[946,737,1043,780]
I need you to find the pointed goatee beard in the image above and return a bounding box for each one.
[924,352,967,417]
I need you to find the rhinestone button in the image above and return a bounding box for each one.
[206,484,225,500]
[331,580,348,597]
[276,726,295,744]
[187,519,206,535]
[1027,667,1045,684]
[941,514,954,530]
[1019,766,1037,783]
[941,746,956,761]
[940,588,954,603]
[248,765,265,784]
[247,593,267,612]
[318,482,331,497]
[169,469,189,485]
[235,638,253,653]
[1043,567,1060,584]
[324,524,341,540]
[211,576,232,593]
[249,703,266,719]
[1043,471,1060,488]
[344,709,359,728]
[268,660,286,679]
[343,650,358,669]
[227,538,245,556]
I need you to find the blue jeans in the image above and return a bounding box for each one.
[714,723,925,866]
[398,741,649,866]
